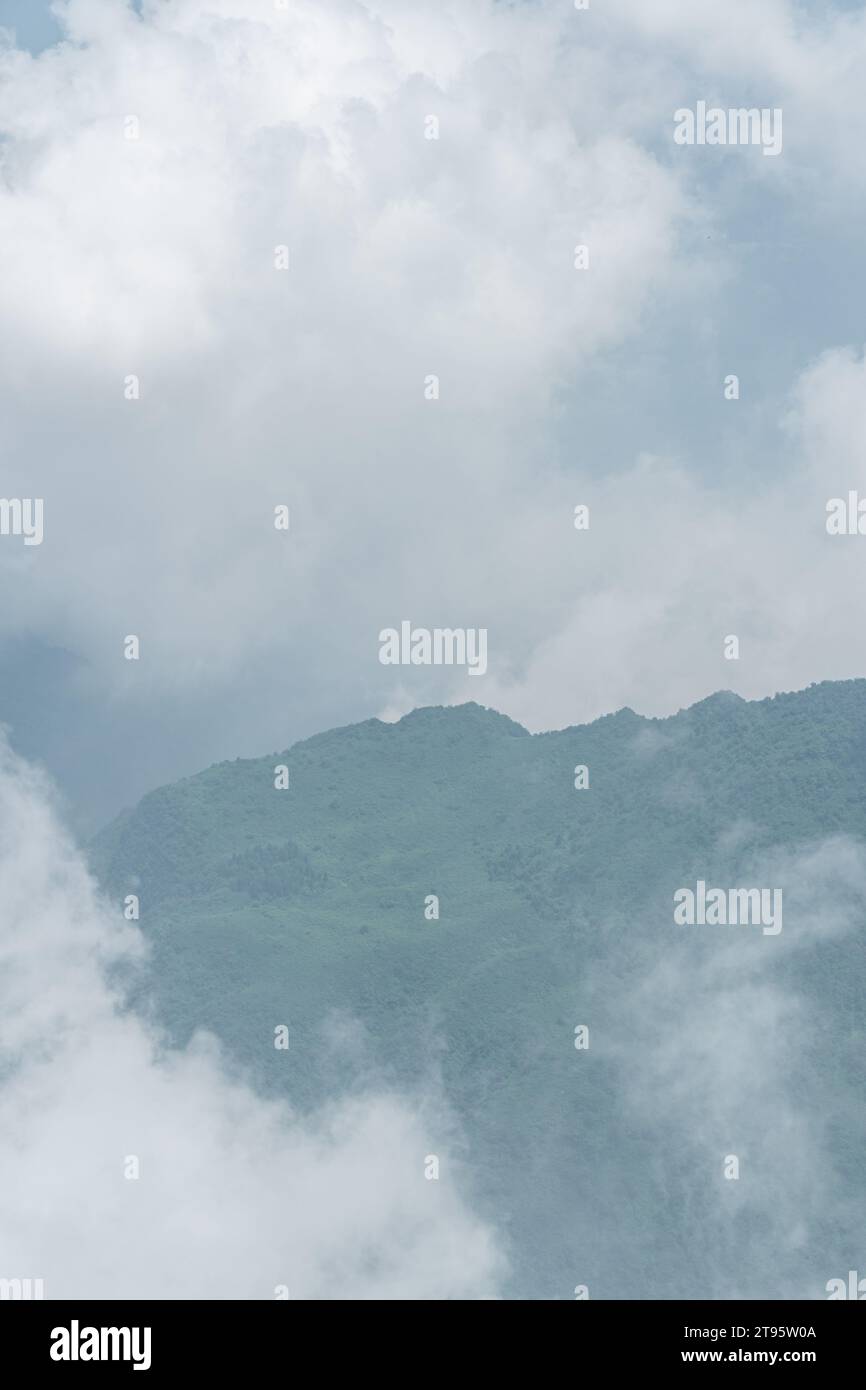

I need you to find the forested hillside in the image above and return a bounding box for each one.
[91,682,866,1299]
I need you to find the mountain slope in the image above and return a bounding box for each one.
[91,681,866,1299]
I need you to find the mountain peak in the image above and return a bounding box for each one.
[390,701,529,736]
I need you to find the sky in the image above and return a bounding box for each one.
[1,0,865,1304]
[1,0,866,830]
[0,1,62,52]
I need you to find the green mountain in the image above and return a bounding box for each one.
[91,681,866,1299]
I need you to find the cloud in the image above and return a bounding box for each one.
[0,0,866,806]
[0,738,504,1298]
[479,344,866,730]
[599,837,866,1298]
[0,1,687,717]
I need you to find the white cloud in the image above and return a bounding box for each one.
[478,345,866,730]
[0,0,865,758]
[0,0,687,712]
[599,837,866,1298]
[0,738,504,1298]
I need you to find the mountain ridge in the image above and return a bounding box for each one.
[89,675,866,1299]
[93,677,866,834]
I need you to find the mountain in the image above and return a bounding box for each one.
[90,681,866,1299]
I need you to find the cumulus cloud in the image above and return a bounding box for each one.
[0,0,865,792]
[598,837,866,1299]
[0,738,504,1298]
[477,415,850,731]
[613,0,866,183]
[0,0,687,726]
